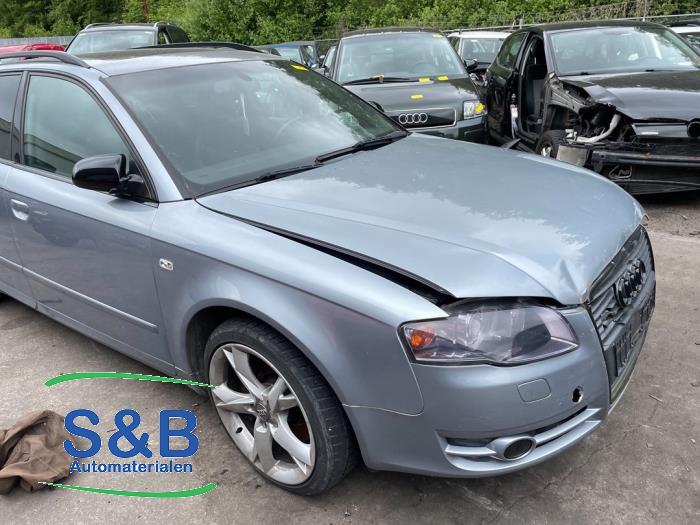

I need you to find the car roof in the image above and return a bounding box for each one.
[519,19,665,34]
[447,31,510,39]
[0,47,278,76]
[79,22,173,33]
[342,27,434,39]
[267,41,317,47]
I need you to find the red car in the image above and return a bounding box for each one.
[0,43,65,54]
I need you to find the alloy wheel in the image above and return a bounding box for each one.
[540,145,554,157]
[209,343,315,485]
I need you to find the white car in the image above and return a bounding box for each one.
[448,30,510,76]
[669,23,700,52]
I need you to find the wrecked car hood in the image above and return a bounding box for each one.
[197,135,643,306]
[562,70,700,120]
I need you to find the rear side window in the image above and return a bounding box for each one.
[167,26,189,43]
[22,76,130,178]
[0,75,20,161]
[496,33,526,68]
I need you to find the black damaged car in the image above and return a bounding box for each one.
[484,21,700,194]
[326,28,486,142]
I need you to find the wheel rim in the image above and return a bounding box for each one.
[540,145,554,158]
[209,343,315,485]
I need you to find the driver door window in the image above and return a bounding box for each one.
[496,33,526,69]
[22,75,131,178]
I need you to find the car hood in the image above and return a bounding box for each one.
[197,135,643,306]
[562,70,700,120]
[343,77,478,112]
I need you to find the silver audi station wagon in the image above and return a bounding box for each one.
[0,47,655,495]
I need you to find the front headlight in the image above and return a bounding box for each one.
[402,302,578,365]
[463,100,486,119]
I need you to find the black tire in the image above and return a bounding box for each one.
[204,317,358,495]
[535,129,567,158]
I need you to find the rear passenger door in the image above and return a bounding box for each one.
[5,72,174,370]
[0,73,33,303]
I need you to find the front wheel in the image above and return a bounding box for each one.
[535,129,567,158]
[205,318,357,495]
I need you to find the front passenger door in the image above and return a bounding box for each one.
[6,73,174,371]
[0,73,33,303]
[485,32,527,141]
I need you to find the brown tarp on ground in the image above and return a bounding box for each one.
[0,410,73,494]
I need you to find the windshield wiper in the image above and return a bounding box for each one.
[343,76,414,85]
[195,164,320,198]
[315,131,408,163]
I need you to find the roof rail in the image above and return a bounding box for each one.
[0,51,90,68]
[139,42,264,53]
[84,22,114,29]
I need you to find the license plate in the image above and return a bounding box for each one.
[613,291,655,376]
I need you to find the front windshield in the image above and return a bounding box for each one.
[107,60,400,196]
[550,26,700,75]
[67,30,153,55]
[336,32,466,84]
[458,38,504,62]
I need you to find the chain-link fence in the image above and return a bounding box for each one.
[442,0,700,32]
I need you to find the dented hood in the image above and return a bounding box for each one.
[562,69,700,120]
[197,135,643,305]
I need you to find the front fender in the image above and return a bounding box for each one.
[150,201,441,415]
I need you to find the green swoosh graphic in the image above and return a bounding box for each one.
[44,372,214,388]
[39,481,217,498]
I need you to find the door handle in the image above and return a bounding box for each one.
[10,199,30,222]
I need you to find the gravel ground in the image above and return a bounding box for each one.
[0,193,698,524]
[640,191,700,238]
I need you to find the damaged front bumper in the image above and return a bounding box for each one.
[557,141,700,195]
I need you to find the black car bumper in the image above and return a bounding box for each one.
[591,149,700,195]
[558,142,700,195]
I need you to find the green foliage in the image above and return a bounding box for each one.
[0,0,693,42]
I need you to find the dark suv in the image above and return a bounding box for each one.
[66,22,189,55]
[327,28,485,142]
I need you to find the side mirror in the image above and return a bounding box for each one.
[72,154,126,193]
[464,59,479,72]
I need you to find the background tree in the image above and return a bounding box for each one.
[0,0,695,42]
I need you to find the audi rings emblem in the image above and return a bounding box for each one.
[613,259,647,307]
[398,112,429,126]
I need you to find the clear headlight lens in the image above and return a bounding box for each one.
[463,100,486,119]
[402,303,578,365]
